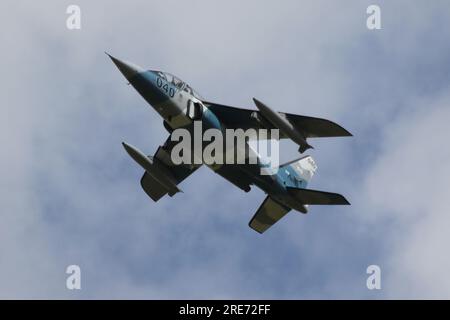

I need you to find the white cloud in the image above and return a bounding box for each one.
[363,92,450,298]
[1,0,450,298]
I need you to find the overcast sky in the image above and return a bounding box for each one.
[1,0,450,298]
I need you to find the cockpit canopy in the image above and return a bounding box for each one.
[154,71,203,100]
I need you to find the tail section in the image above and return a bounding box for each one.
[287,187,350,205]
[279,155,350,212]
[249,155,349,233]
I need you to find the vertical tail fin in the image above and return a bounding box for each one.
[286,187,350,205]
[279,155,317,187]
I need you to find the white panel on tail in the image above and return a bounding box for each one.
[290,156,317,182]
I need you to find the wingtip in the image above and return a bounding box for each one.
[341,196,351,205]
[343,128,353,137]
[249,222,264,234]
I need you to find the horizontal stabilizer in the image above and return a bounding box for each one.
[249,196,291,234]
[287,187,350,205]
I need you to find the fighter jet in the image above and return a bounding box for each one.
[108,53,352,233]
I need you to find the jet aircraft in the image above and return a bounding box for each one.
[108,53,352,233]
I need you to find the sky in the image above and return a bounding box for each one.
[1,0,450,299]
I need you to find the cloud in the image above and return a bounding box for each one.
[363,93,450,298]
[1,0,450,298]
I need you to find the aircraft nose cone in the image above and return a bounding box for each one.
[106,52,144,80]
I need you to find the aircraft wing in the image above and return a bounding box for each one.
[204,101,351,139]
[249,196,291,233]
[286,187,350,205]
[141,136,201,202]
